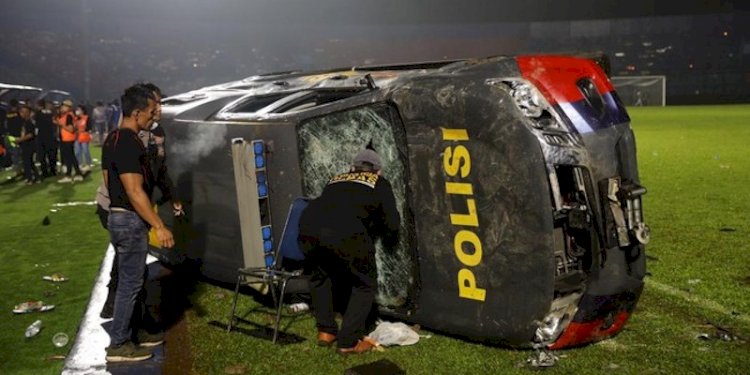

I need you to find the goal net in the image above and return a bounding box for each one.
[610,75,666,107]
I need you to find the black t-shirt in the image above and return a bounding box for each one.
[102,128,153,211]
[5,111,22,137]
[19,119,36,150]
[34,109,56,140]
[299,171,401,250]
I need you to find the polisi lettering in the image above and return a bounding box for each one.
[442,128,486,302]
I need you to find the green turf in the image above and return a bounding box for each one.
[0,146,108,375]
[2,106,750,374]
[183,105,750,374]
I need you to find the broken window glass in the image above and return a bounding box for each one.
[297,104,415,308]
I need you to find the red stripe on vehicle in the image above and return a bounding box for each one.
[517,55,614,105]
[547,311,631,350]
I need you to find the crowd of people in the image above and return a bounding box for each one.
[0,98,121,184]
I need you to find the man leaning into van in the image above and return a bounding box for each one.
[298,146,400,355]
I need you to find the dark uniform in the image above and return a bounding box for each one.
[18,114,40,183]
[299,166,400,350]
[34,106,58,177]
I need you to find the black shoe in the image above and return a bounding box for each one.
[136,330,165,347]
[106,342,152,362]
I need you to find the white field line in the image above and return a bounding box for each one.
[645,279,750,325]
[62,245,113,375]
[61,245,160,375]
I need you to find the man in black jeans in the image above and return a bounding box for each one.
[102,84,174,362]
[14,104,40,184]
[35,100,59,177]
[298,147,400,354]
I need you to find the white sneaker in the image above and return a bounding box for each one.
[73,175,84,182]
[58,176,72,183]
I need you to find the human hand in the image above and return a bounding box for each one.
[156,226,174,248]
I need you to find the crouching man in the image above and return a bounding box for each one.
[298,147,400,354]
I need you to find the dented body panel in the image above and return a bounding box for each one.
[156,55,648,348]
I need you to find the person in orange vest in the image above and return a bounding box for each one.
[74,105,93,172]
[55,99,84,183]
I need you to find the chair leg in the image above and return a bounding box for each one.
[272,278,290,344]
[228,274,243,332]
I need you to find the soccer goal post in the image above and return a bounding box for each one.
[610,75,666,107]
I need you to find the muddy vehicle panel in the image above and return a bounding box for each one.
[156,55,649,348]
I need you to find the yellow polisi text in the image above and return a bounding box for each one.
[442,128,486,302]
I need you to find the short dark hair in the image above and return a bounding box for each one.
[121,84,155,117]
[140,82,162,98]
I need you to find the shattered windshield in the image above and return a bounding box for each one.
[297,104,415,308]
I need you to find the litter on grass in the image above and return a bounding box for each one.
[368,321,420,347]
[13,301,55,314]
[526,349,559,368]
[43,273,68,282]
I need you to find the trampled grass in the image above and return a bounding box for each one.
[1,105,749,374]
[0,147,108,375]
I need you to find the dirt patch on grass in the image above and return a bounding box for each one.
[163,314,195,375]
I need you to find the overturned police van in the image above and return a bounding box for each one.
[155,54,649,349]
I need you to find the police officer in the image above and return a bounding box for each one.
[298,147,400,354]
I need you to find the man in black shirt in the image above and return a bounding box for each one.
[298,148,401,354]
[34,100,58,177]
[14,104,40,184]
[101,84,174,362]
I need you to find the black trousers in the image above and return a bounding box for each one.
[60,141,81,176]
[37,138,58,176]
[301,235,377,348]
[21,145,39,182]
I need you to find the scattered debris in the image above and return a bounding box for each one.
[49,209,58,213]
[52,332,69,348]
[13,301,55,314]
[608,363,621,369]
[687,279,701,285]
[368,321,420,347]
[696,322,744,342]
[286,302,309,313]
[525,349,559,368]
[46,355,66,361]
[719,227,736,232]
[25,320,43,338]
[43,273,68,282]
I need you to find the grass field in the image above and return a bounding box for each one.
[1,105,749,374]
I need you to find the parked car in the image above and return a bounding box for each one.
[155,54,649,349]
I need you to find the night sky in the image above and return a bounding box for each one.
[0,0,745,101]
